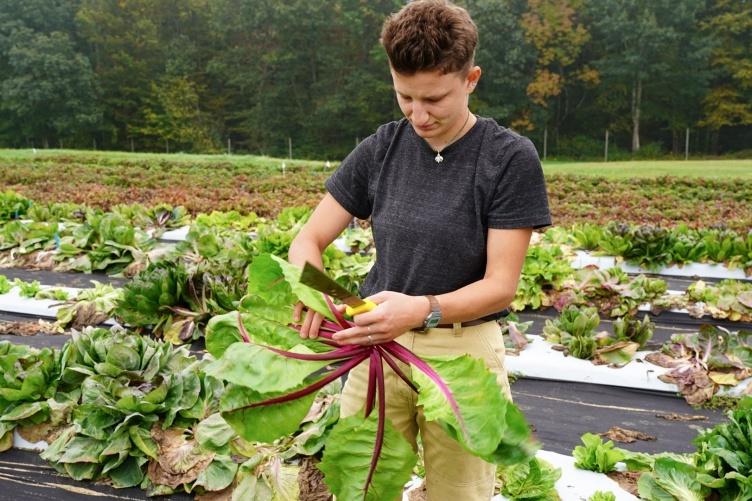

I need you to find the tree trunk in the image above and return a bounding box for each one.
[631,78,642,152]
[672,129,679,155]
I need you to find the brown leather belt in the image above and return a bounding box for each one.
[435,318,491,329]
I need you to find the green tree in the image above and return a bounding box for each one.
[585,0,707,152]
[699,0,752,149]
[0,0,99,146]
[519,0,597,152]
[462,0,537,129]
[135,75,217,152]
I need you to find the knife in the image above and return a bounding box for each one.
[299,262,376,317]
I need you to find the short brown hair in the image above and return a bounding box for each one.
[381,0,478,75]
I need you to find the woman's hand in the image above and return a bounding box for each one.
[294,302,326,339]
[332,291,430,345]
[294,302,347,339]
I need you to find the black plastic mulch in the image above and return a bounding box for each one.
[512,378,727,456]
[0,449,190,501]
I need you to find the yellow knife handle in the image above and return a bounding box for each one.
[345,300,377,317]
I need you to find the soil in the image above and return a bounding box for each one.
[607,471,641,495]
[298,457,332,501]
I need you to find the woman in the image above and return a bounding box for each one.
[289,1,551,499]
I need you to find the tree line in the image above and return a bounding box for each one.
[0,0,750,160]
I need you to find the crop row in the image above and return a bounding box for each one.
[2,153,752,229]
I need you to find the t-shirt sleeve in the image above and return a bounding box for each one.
[487,137,552,229]
[324,136,374,220]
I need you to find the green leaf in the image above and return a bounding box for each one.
[205,342,327,395]
[194,455,238,492]
[196,413,236,452]
[269,254,333,320]
[108,455,146,488]
[319,414,416,501]
[220,383,316,443]
[129,425,158,459]
[414,354,534,461]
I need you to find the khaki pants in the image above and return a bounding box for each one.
[340,321,512,501]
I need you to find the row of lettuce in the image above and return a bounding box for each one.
[1,316,750,499]
[2,190,751,276]
[6,331,748,500]
[3,252,752,501]
[3,267,751,407]
[506,308,752,406]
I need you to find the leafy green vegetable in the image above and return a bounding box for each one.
[206,254,536,499]
[497,457,561,500]
[637,457,708,501]
[14,278,42,298]
[572,433,624,473]
[588,492,616,501]
[694,397,752,499]
[0,275,11,295]
[646,326,752,405]
[0,341,62,450]
[55,281,122,330]
[543,305,600,360]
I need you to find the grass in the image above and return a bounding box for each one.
[542,159,752,179]
[0,148,331,174]
[3,148,751,179]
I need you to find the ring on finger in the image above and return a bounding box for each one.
[367,334,373,345]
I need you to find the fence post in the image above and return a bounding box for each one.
[543,127,548,161]
[130,138,135,153]
[227,137,232,155]
[288,137,292,159]
[604,130,609,162]
[685,128,690,160]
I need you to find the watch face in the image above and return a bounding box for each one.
[425,313,441,328]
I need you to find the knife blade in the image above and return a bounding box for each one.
[299,262,376,316]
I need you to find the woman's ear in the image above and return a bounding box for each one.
[466,65,482,92]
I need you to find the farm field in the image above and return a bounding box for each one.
[0,150,751,500]
[2,150,752,231]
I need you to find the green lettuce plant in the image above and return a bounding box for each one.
[497,456,561,500]
[572,433,624,473]
[694,397,752,499]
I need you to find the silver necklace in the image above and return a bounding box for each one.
[434,110,471,163]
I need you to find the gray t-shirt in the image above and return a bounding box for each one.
[325,116,551,301]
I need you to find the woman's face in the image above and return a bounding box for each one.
[391,66,480,147]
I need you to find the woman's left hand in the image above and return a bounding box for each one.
[332,291,429,346]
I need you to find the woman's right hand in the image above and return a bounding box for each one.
[293,302,326,339]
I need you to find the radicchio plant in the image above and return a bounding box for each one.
[204,254,536,500]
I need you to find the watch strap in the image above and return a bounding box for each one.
[419,295,442,331]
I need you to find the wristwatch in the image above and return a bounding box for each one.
[418,295,442,332]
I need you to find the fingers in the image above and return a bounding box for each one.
[293,302,304,322]
[333,323,380,345]
[299,308,324,339]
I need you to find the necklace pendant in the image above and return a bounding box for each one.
[435,152,443,163]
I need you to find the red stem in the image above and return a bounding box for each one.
[237,311,251,343]
[325,294,351,329]
[236,353,368,410]
[364,352,386,498]
[377,346,418,393]
[261,344,368,361]
[364,350,378,418]
[382,342,468,437]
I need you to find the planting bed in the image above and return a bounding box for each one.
[2,174,752,499]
